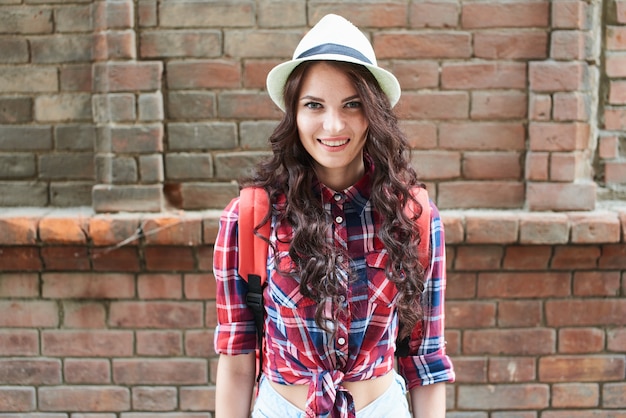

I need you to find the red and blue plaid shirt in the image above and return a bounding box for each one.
[214,171,455,418]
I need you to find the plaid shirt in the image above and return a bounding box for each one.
[214,171,455,418]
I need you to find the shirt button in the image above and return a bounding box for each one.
[335,216,343,224]
[338,295,345,303]
[337,337,346,346]
[334,193,342,201]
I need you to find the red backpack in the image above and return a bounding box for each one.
[237,187,431,378]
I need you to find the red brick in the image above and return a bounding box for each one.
[396,92,469,120]
[205,300,217,328]
[0,301,58,327]
[136,330,182,356]
[539,355,625,382]
[411,150,461,180]
[196,245,214,270]
[552,383,600,408]
[185,329,216,357]
[160,1,254,27]
[144,246,195,271]
[243,59,281,89]
[409,2,460,28]
[569,211,621,243]
[438,181,525,209]
[93,62,162,92]
[529,61,587,92]
[546,299,626,326]
[573,271,621,296]
[603,382,626,408]
[553,0,589,29]
[0,273,38,297]
[607,26,626,51]
[617,1,626,24]
[140,30,221,58]
[452,357,487,383]
[132,386,178,411]
[543,412,626,418]
[462,152,522,180]
[559,327,605,353]
[181,387,217,411]
[605,161,626,183]
[142,216,202,245]
[109,124,163,153]
[519,213,569,244]
[498,300,543,327]
[442,62,526,89]
[457,383,549,410]
[218,91,283,119]
[527,182,596,211]
[488,357,537,382]
[454,245,504,270]
[605,108,626,130]
[137,273,182,299]
[42,273,135,299]
[462,1,549,27]
[445,330,461,355]
[606,53,626,77]
[525,151,550,181]
[0,329,39,356]
[387,61,439,90]
[609,80,626,104]
[62,302,107,328]
[109,301,203,328]
[441,213,464,244]
[503,246,552,270]
[0,358,61,384]
[113,359,207,384]
[552,245,601,269]
[0,216,38,245]
[465,213,518,243]
[550,151,587,182]
[474,31,548,59]
[185,273,215,299]
[608,328,626,352]
[374,32,472,59]
[478,272,571,298]
[553,92,589,121]
[89,216,140,246]
[440,122,525,150]
[399,121,437,150]
[529,122,590,151]
[464,328,556,355]
[167,60,241,89]
[39,386,130,412]
[598,135,619,159]
[551,30,589,60]
[0,387,35,412]
[600,244,626,269]
[0,246,42,271]
[41,246,90,271]
[92,246,141,272]
[471,91,527,120]
[310,3,408,27]
[225,30,302,58]
[93,31,135,60]
[64,359,111,384]
[446,300,495,329]
[93,0,133,29]
[529,93,552,120]
[42,330,133,357]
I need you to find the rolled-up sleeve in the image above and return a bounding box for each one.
[213,197,258,355]
[398,203,455,389]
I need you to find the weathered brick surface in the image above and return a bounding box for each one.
[0,0,626,415]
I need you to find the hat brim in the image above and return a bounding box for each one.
[266,55,401,112]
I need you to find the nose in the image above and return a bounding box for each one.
[322,108,345,134]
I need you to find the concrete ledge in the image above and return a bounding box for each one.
[0,205,625,247]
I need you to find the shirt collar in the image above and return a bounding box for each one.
[316,154,373,216]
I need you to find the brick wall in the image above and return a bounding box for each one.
[1,0,626,416]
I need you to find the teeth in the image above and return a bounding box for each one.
[319,138,349,147]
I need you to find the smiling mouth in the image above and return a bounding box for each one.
[319,138,349,147]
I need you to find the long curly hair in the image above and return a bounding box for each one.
[243,60,427,340]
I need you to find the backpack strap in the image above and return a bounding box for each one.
[238,187,271,382]
[395,187,431,357]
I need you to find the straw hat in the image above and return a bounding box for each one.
[266,14,401,111]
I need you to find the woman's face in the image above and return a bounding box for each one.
[296,62,369,191]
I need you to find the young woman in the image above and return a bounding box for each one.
[214,14,454,418]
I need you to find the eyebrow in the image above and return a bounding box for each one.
[299,94,361,103]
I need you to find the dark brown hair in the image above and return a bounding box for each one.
[243,60,426,339]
